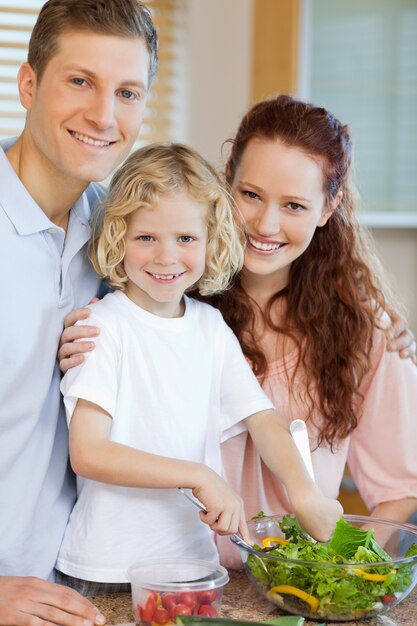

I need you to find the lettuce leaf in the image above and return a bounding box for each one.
[328,517,390,560]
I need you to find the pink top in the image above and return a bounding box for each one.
[217,327,417,569]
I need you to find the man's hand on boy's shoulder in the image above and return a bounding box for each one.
[58,301,100,374]
[0,576,106,626]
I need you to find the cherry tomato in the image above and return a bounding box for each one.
[381,594,397,603]
[176,591,197,610]
[140,593,158,623]
[134,603,142,621]
[161,593,177,611]
[196,590,217,605]
[198,604,218,617]
[170,604,192,619]
[152,608,170,624]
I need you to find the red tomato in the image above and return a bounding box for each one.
[161,593,177,611]
[170,604,192,619]
[140,594,158,623]
[381,594,397,604]
[175,591,197,609]
[134,603,142,621]
[196,590,217,605]
[152,608,170,624]
[198,604,218,617]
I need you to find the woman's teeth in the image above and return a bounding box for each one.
[248,236,283,251]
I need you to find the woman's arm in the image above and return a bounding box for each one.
[245,409,343,542]
[58,305,417,374]
[372,498,417,524]
[348,327,417,532]
[69,398,248,538]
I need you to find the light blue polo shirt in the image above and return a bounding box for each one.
[0,138,104,579]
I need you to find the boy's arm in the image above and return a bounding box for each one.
[245,409,343,542]
[69,399,248,539]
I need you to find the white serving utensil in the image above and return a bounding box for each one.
[290,419,315,482]
[177,488,254,551]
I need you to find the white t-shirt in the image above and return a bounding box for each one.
[57,291,273,582]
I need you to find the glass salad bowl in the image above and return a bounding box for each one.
[231,514,417,622]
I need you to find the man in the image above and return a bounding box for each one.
[0,1,157,624]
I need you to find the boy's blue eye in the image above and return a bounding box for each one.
[179,235,194,243]
[137,235,152,241]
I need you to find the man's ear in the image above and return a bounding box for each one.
[17,62,37,111]
[318,189,343,227]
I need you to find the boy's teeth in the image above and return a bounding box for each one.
[71,131,110,147]
[152,273,179,280]
[249,236,282,251]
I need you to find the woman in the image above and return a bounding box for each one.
[204,95,417,567]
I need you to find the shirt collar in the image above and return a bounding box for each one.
[0,137,90,236]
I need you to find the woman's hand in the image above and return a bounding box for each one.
[290,486,344,543]
[58,302,99,374]
[386,307,416,364]
[0,576,106,626]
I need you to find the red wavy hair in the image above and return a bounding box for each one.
[200,95,389,449]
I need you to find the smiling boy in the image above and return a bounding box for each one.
[0,1,157,624]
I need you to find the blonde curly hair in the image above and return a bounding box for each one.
[89,142,244,296]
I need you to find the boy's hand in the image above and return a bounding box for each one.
[58,301,99,374]
[192,470,250,542]
[290,485,344,542]
[0,576,106,626]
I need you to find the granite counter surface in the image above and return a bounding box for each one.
[91,570,417,626]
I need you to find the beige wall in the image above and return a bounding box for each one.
[371,229,417,335]
[185,0,253,171]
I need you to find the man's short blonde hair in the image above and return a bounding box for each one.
[89,143,244,296]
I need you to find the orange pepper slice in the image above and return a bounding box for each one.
[267,584,319,612]
[261,536,289,548]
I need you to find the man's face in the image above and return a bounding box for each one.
[19,31,150,186]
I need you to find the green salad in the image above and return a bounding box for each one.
[246,514,417,620]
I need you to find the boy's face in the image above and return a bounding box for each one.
[18,30,150,186]
[123,190,208,318]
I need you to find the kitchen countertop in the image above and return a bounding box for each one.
[91,570,417,626]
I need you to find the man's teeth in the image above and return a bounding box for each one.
[151,273,181,280]
[248,236,283,251]
[71,131,110,147]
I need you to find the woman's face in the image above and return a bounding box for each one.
[231,137,336,293]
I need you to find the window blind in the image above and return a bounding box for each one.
[308,0,417,216]
[0,0,185,143]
